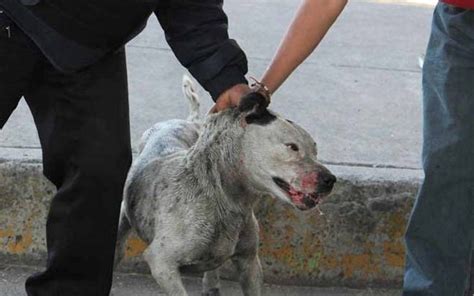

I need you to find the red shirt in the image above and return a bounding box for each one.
[442,0,474,9]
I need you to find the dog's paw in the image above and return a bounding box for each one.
[202,288,221,296]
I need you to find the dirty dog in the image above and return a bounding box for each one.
[114,76,336,296]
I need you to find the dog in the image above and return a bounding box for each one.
[113,76,336,296]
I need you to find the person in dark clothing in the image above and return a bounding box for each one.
[0,1,250,295]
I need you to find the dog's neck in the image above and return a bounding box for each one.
[183,109,257,212]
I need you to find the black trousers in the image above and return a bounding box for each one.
[0,16,132,296]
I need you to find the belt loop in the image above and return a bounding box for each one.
[0,10,12,38]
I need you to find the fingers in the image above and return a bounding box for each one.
[209,96,232,114]
[208,99,229,114]
[209,91,271,115]
[208,83,264,115]
[208,105,218,114]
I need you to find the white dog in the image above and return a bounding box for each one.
[114,76,336,296]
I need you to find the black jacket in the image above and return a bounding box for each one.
[0,0,248,99]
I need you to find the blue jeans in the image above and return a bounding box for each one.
[403,3,474,296]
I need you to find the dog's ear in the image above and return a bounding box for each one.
[238,92,276,125]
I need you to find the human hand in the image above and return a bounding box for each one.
[209,83,251,114]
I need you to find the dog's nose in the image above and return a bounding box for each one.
[320,173,337,188]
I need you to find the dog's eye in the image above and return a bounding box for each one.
[285,143,299,152]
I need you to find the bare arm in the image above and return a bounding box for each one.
[261,0,347,94]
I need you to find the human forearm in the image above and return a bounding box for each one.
[261,0,347,94]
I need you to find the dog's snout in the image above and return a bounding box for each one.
[320,173,336,188]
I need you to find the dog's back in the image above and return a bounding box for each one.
[136,75,202,165]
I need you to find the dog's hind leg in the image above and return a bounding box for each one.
[113,204,132,269]
[144,240,188,296]
[202,268,221,296]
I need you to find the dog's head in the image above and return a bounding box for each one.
[237,92,336,211]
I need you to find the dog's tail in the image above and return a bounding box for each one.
[182,75,201,122]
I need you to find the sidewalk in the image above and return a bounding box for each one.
[0,264,400,296]
[0,0,434,290]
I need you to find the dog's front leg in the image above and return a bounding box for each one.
[232,213,263,296]
[202,268,221,296]
[232,253,263,296]
[144,241,188,296]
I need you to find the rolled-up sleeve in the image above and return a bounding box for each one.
[155,0,248,101]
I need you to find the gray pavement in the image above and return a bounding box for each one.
[0,0,433,169]
[0,263,400,296]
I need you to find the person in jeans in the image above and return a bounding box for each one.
[0,1,249,295]
[403,1,474,295]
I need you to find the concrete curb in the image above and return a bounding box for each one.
[0,149,422,288]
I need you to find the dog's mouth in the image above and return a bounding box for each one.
[272,177,327,211]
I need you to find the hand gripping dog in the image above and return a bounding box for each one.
[114,76,336,296]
